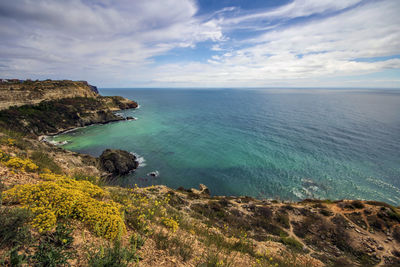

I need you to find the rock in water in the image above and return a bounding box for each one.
[188,184,210,196]
[99,149,138,176]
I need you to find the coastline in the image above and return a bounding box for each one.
[1,81,399,266]
[38,112,136,142]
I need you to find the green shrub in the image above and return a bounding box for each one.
[387,210,400,223]
[393,226,400,242]
[276,212,290,229]
[351,200,365,209]
[0,207,32,249]
[87,239,140,267]
[72,171,98,185]
[30,151,62,174]
[30,224,75,267]
[280,237,303,252]
[320,209,333,216]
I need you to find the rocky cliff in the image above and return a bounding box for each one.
[0,80,99,110]
[0,80,138,136]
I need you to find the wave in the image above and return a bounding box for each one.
[130,152,146,167]
[42,137,69,146]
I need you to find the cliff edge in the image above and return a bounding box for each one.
[0,80,138,136]
[0,79,100,110]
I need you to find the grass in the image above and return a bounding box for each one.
[87,237,141,267]
[280,237,303,252]
[0,207,32,249]
[276,212,290,229]
[30,151,62,174]
[30,224,76,267]
[153,230,194,261]
[72,170,99,185]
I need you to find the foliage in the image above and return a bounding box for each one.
[2,173,125,239]
[72,171,99,185]
[161,217,179,233]
[280,237,303,252]
[0,97,127,136]
[111,187,170,234]
[0,149,9,161]
[394,226,400,243]
[87,239,141,267]
[351,200,365,209]
[153,230,193,261]
[1,154,39,172]
[30,224,75,267]
[0,207,32,249]
[30,151,62,174]
[0,130,30,150]
[276,212,290,229]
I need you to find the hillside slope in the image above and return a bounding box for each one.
[0,80,99,110]
[0,80,399,266]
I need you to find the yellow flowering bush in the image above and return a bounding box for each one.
[110,187,171,234]
[3,156,39,172]
[7,138,15,146]
[161,217,179,233]
[0,149,8,161]
[2,175,125,239]
[39,173,105,198]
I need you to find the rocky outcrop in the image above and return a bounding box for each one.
[99,149,138,176]
[187,184,210,196]
[0,80,100,110]
[0,95,138,136]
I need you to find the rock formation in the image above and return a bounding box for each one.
[0,80,100,110]
[99,149,139,176]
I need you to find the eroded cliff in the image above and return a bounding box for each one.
[0,80,99,110]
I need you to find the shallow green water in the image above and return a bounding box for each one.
[51,88,400,204]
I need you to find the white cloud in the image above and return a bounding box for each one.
[220,0,362,27]
[0,0,223,84]
[0,0,399,87]
[149,0,400,87]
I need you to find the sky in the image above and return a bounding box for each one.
[0,0,399,88]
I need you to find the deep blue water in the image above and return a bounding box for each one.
[52,88,400,205]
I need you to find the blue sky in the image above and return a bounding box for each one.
[0,0,399,88]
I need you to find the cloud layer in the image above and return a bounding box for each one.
[0,0,399,87]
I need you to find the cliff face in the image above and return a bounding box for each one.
[0,80,138,136]
[0,80,99,110]
[0,96,137,136]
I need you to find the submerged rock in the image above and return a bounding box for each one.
[99,149,138,176]
[147,171,159,177]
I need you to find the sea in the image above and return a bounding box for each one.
[50,88,400,205]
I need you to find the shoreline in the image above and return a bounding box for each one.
[38,110,136,142]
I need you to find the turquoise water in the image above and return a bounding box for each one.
[51,89,400,205]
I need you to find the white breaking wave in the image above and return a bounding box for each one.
[42,137,68,146]
[130,152,146,167]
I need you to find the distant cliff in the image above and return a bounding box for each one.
[0,80,138,136]
[0,80,99,110]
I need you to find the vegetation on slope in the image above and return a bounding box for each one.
[0,82,399,266]
[1,133,400,266]
[0,96,137,136]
